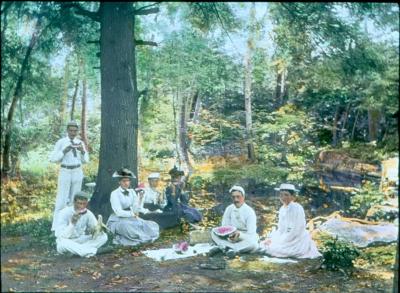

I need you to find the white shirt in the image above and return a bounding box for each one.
[49,136,89,166]
[54,206,97,239]
[110,187,141,217]
[222,203,258,241]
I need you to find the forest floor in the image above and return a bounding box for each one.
[1,194,395,292]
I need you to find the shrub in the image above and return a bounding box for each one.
[321,236,360,273]
[348,180,385,218]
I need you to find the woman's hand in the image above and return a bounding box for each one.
[262,239,272,246]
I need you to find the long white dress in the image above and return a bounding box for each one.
[211,203,259,253]
[107,187,160,246]
[261,201,321,259]
[55,206,107,258]
[49,136,89,231]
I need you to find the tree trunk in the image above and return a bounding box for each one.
[70,78,79,121]
[90,2,138,218]
[332,105,341,147]
[351,108,360,140]
[339,103,351,141]
[244,3,256,162]
[2,18,40,179]
[60,60,69,132]
[394,237,399,293]
[178,93,193,176]
[80,59,89,150]
[368,108,380,142]
[192,93,201,124]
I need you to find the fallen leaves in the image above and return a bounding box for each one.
[92,271,102,280]
[53,284,68,289]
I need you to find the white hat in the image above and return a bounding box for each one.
[148,172,160,179]
[229,185,245,196]
[274,183,299,192]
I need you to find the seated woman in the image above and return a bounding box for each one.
[163,166,202,224]
[260,183,321,259]
[140,173,166,212]
[106,168,159,246]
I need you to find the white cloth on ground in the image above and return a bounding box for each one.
[107,187,159,246]
[143,243,214,261]
[55,206,107,258]
[260,202,321,259]
[50,136,89,231]
[211,203,259,253]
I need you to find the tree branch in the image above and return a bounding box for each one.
[60,3,100,22]
[134,7,159,16]
[87,40,100,44]
[134,3,159,13]
[135,40,158,46]
[1,1,13,15]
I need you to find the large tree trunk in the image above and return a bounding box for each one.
[90,2,138,218]
[394,237,399,293]
[244,3,256,162]
[70,78,79,121]
[368,108,380,142]
[2,19,40,179]
[80,59,89,150]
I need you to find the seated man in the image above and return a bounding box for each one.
[210,185,259,258]
[260,183,321,259]
[54,191,107,258]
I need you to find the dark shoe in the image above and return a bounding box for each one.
[208,246,222,257]
[97,245,114,255]
[225,249,236,259]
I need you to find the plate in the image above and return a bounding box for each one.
[212,225,237,237]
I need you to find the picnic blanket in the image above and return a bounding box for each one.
[143,243,214,261]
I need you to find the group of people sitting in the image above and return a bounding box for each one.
[53,166,321,260]
[53,166,202,257]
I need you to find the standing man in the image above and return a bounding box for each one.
[50,121,89,231]
[210,185,259,258]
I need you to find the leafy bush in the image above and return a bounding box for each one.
[1,218,55,247]
[321,236,360,273]
[348,180,385,218]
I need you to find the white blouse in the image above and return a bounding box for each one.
[110,187,140,217]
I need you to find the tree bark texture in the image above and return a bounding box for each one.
[70,78,79,121]
[244,3,256,162]
[80,60,89,150]
[368,108,380,142]
[332,105,340,147]
[90,2,138,218]
[178,93,193,176]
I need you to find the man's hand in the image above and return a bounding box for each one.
[71,213,80,225]
[228,231,240,242]
[63,145,73,154]
[76,143,85,153]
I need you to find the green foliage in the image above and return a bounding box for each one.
[321,235,361,272]
[348,181,385,218]
[1,218,55,247]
